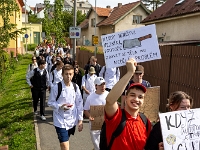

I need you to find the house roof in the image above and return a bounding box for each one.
[142,0,200,23]
[93,7,112,17]
[78,19,89,28]
[86,7,112,18]
[37,8,44,13]
[22,7,29,13]
[97,1,144,26]
[17,0,24,8]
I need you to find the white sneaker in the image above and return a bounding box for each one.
[40,115,46,121]
[34,111,38,115]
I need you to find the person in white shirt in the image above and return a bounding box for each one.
[46,51,54,73]
[26,56,38,73]
[49,61,64,89]
[84,77,109,150]
[26,59,49,121]
[48,64,83,150]
[99,66,120,92]
[82,66,97,106]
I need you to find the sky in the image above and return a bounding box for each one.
[26,0,138,8]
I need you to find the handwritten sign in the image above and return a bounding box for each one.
[101,24,161,68]
[140,86,160,123]
[90,105,105,130]
[159,108,200,150]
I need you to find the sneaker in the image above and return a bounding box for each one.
[34,111,38,115]
[40,115,46,121]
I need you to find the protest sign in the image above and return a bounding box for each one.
[90,105,104,130]
[140,86,160,123]
[101,24,161,68]
[159,108,200,150]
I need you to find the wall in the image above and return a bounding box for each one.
[115,5,147,32]
[152,14,200,41]
[22,23,42,45]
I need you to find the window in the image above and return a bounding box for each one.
[91,18,96,27]
[132,15,142,24]
[79,3,82,7]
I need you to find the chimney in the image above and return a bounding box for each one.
[106,5,110,8]
[118,3,122,8]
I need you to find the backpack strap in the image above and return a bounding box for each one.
[56,82,62,101]
[72,82,77,92]
[139,112,149,132]
[107,109,126,149]
[103,66,106,78]
[52,70,55,83]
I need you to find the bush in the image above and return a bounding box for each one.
[27,44,37,51]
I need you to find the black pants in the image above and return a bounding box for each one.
[32,88,46,115]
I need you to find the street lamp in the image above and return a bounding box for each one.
[30,23,32,44]
[94,0,97,56]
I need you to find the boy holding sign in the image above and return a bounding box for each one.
[84,77,109,150]
[104,59,151,150]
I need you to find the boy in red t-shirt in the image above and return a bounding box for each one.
[104,59,151,150]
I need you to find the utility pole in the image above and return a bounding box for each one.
[30,23,32,44]
[25,0,27,52]
[94,0,97,56]
[73,0,77,60]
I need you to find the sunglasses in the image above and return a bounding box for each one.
[32,59,36,60]
[135,73,142,75]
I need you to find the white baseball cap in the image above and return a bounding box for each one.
[94,77,105,85]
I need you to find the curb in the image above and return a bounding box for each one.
[34,115,41,150]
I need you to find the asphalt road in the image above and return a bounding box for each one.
[36,92,93,150]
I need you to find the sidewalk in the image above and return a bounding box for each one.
[34,92,93,150]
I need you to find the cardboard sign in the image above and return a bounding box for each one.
[90,105,105,130]
[159,108,200,150]
[101,24,161,68]
[90,86,160,130]
[140,86,160,123]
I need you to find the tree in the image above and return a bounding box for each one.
[28,10,43,24]
[142,0,167,11]
[62,9,86,37]
[0,0,26,50]
[53,0,65,45]
[43,0,53,42]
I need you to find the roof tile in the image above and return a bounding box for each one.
[97,1,140,26]
[142,0,200,23]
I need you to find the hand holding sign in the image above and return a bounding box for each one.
[101,24,161,68]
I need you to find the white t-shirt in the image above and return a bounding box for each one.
[84,91,109,110]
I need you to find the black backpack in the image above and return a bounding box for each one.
[99,109,149,150]
[55,82,77,101]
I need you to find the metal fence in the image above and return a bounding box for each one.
[76,45,200,112]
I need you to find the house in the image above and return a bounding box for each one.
[78,1,151,46]
[22,23,43,46]
[64,0,92,14]
[141,0,200,42]
[0,0,25,55]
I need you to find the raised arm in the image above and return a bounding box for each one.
[105,59,136,117]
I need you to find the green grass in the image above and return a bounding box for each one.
[0,54,36,150]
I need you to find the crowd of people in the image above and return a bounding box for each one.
[26,45,193,150]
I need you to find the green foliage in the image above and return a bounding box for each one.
[141,0,167,11]
[27,44,37,51]
[63,10,86,37]
[43,0,53,42]
[53,0,65,45]
[0,0,26,50]
[0,54,36,149]
[28,11,43,23]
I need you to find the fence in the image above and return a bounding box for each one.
[76,45,200,112]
